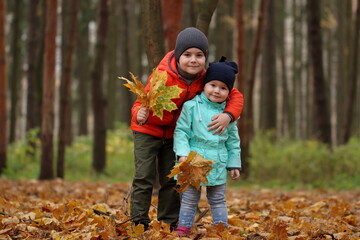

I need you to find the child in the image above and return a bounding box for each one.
[173,59,241,236]
[129,27,243,230]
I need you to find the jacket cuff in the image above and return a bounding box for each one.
[223,111,235,122]
[227,167,241,171]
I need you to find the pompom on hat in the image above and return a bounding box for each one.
[203,56,238,91]
[174,27,209,62]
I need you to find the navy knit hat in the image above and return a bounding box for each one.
[174,27,209,62]
[204,56,238,91]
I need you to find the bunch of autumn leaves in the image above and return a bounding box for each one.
[119,69,214,192]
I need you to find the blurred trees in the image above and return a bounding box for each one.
[39,0,58,180]
[0,0,359,178]
[0,0,7,174]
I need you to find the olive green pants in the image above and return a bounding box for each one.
[130,132,180,226]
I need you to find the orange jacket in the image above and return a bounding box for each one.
[131,50,244,139]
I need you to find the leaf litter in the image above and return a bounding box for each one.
[0,179,359,239]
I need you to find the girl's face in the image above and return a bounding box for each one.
[204,80,230,103]
[178,48,206,75]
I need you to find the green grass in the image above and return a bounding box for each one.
[3,126,360,190]
[236,131,360,190]
[3,124,135,183]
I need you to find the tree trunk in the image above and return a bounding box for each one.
[247,0,267,136]
[39,0,58,180]
[342,0,360,143]
[261,0,276,131]
[235,0,250,177]
[0,0,7,174]
[26,0,42,133]
[195,0,219,35]
[106,0,118,130]
[75,1,93,136]
[9,0,24,143]
[306,0,331,144]
[57,0,78,178]
[141,0,165,71]
[214,0,234,60]
[277,0,290,138]
[161,0,183,52]
[118,0,132,124]
[91,0,108,173]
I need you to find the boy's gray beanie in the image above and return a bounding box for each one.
[174,27,208,62]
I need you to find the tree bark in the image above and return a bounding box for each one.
[26,0,42,133]
[141,0,165,71]
[39,0,58,180]
[247,0,267,136]
[8,0,24,143]
[195,0,219,35]
[106,0,118,130]
[118,0,132,124]
[261,0,276,130]
[91,0,108,173]
[306,0,331,144]
[57,0,78,178]
[161,0,183,52]
[235,0,250,177]
[342,0,360,143]
[75,1,93,136]
[0,0,7,174]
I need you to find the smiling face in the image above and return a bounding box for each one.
[178,48,206,75]
[203,80,230,103]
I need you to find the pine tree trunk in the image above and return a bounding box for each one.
[247,0,267,136]
[261,0,276,131]
[106,0,118,130]
[235,0,250,177]
[91,0,108,173]
[306,0,331,144]
[195,0,219,35]
[57,0,78,178]
[39,0,58,180]
[141,0,165,71]
[9,0,24,143]
[214,0,234,60]
[342,0,360,143]
[26,0,42,133]
[0,0,7,174]
[161,0,183,52]
[75,1,92,136]
[118,0,132,124]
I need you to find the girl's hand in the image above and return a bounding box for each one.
[137,107,149,125]
[231,169,241,180]
[207,113,231,135]
[178,156,187,163]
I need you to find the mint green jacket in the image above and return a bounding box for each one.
[174,92,241,186]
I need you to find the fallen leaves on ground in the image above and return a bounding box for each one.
[0,179,359,239]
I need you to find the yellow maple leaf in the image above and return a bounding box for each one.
[168,151,214,192]
[118,72,148,106]
[127,223,144,238]
[119,68,183,120]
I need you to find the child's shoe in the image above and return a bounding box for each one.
[175,226,191,236]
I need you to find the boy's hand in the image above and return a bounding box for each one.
[208,113,231,135]
[178,156,187,163]
[137,107,149,125]
[231,169,240,180]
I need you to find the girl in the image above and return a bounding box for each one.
[173,59,241,235]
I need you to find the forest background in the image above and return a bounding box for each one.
[0,0,359,189]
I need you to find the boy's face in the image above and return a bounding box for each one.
[178,48,206,75]
[204,80,229,103]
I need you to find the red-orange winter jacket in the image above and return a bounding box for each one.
[131,50,244,139]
